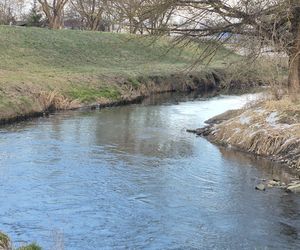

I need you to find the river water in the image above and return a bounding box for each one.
[0,92,299,249]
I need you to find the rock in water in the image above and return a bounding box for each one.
[0,232,12,250]
[255,184,266,191]
[286,183,300,193]
[195,126,211,136]
[186,129,197,133]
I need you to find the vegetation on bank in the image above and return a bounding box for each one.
[0,25,244,122]
[0,232,41,250]
[194,95,300,170]
[16,243,41,250]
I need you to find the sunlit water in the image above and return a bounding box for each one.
[0,92,299,249]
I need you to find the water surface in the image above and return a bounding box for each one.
[0,92,299,249]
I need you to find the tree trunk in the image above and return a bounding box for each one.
[288,47,300,92]
[49,15,62,29]
[288,1,300,92]
[38,0,66,30]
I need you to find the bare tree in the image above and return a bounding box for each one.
[109,0,175,34]
[37,0,68,29]
[142,0,300,91]
[70,0,108,31]
[0,0,26,24]
[108,0,144,34]
[140,0,176,35]
[288,0,300,92]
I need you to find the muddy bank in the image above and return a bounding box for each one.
[0,69,259,125]
[189,97,300,172]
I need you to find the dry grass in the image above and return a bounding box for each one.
[208,94,300,169]
[38,90,81,111]
[0,232,11,250]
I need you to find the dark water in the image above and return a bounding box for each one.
[0,93,300,250]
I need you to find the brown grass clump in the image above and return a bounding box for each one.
[38,90,81,111]
[207,95,300,169]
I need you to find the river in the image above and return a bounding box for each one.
[0,92,299,249]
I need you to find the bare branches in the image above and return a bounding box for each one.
[70,0,107,31]
[135,0,299,90]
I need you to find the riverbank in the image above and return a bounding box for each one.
[0,231,41,250]
[191,95,300,173]
[0,26,268,125]
[0,69,227,125]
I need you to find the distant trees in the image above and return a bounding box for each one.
[0,0,14,24]
[108,0,175,34]
[70,0,109,31]
[0,0,175,33]
[110,0,146,34]
[0,0,26,24]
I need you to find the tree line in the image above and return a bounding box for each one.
[0,0,175,32]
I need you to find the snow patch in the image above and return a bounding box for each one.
[255,108,266,114]
[233,128,241,133]
[239,114,251,125]
[266,112,279,126]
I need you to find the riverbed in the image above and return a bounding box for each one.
[0,92,299,249]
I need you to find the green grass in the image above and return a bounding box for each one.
[68,86,121,102]
[0,25,239,119]
[17,243,42,250]
[0,26,236,77]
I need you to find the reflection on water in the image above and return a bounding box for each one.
[0,92,299,249]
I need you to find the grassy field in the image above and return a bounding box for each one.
[0,25,239,121]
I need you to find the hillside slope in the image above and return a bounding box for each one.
[0,26,238,122]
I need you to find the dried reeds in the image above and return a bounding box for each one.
[38,90,81,111]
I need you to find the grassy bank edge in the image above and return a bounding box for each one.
[192,97,300,171]
[0,68,231,125]
[0,231,41,250]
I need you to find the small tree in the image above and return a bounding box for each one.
[0,0,26,24]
